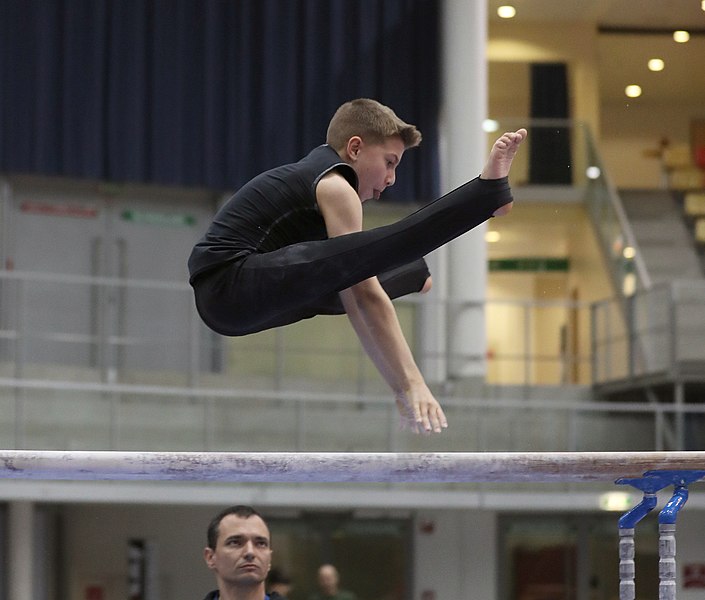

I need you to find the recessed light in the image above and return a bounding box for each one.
[497,5,516,19]
[673,30,690,43]
[623,246,636,259]
[625,85,642,98]
[485,230,501,243]
[483,119,500,132]
[702,0,705,11]
[648,58,665,72]
[586,166,601,179]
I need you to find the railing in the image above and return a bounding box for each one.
[3,270,705,389]
[2,271,705,454]
[591,280,705,383]
[2,376,705,454]
[581,123,652,295]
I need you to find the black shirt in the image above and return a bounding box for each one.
[188,145,358,283]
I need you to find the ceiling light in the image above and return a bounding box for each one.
[702,0,705,11]
[625,85,642,98]
[482,119,500,133]
[673,30,690,43]
[586,166,601,179]
[485,230,501,243]
[648,58,665,72]
[497,5,516,19]
[623,246,636,259]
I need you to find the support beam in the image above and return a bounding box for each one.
[1,451,705,483]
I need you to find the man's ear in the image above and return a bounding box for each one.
[345,136,363,160]
[204,547,216,570]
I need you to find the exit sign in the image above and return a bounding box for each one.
[489,258,569,272]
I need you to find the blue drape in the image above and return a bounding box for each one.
[0,0,440,202]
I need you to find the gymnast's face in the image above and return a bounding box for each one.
[204,514,272,588]
[347,135,405,202]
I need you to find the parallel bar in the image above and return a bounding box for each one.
[1,451,705,483]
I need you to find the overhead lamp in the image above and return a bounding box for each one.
[497,5,516,19]
[586,166,601,180]
[623,246,636,260]
[648,58,665,72]
[482,119,500,133]
[673,30,690,43]
[702,0,705,11]
[625,85,642,98]
[485,230,501,243]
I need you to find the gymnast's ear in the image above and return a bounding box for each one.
[345,136,363,161]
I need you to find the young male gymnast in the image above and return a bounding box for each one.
[188,98,526,435]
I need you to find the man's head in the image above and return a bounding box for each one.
[204,505,272,591]
[317,564,341,596]
[327,99,422,202]
[326,98,422,153]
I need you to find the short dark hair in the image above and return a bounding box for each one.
[206,505,266,549]
[326,98,422,152]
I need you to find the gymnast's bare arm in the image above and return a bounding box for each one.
[316,172,448,434]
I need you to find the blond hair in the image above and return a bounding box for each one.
[326,98,422,152]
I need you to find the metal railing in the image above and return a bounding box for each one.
[1,270,705,454]
[591,279,705,383]
[0,269,594,389]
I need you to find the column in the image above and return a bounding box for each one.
[441,0,489,378]
[9,501,34,600]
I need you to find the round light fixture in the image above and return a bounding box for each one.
[485,230,501,243]
[586,166,601,180]
[497,5,516,19]
[482,119,500,133]
[625,85,642,98]
[648,58,665,72]
[673,30,690,43]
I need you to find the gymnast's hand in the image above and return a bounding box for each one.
[395,384,448,434]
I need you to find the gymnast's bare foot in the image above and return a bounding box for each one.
[481,128,527,216]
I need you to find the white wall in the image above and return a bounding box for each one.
[601,101,705,189]
[414,510,497,600]
[673,510,705,600]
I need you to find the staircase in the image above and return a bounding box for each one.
[619,190,704,283]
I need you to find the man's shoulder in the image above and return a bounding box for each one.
[201,591,218,600]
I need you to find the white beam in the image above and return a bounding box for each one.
[1,451,704,483]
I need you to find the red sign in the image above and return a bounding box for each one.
[683,563,705,588]
[20,201,98,218]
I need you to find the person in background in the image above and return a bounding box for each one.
[308,564,357,600]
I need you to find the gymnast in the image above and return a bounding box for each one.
[188,98,526,435]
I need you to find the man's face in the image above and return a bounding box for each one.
[349,135,405,202]
[204,514,272,588]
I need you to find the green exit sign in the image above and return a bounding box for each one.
[121,210,196,227]
[489,258,570,272]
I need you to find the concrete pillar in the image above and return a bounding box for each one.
[8,501,34,600]
[441,0,489,378]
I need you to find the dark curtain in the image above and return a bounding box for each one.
[0,0,440,202]
[529,62,572,185]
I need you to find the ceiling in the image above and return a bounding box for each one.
[488,0,705,104]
